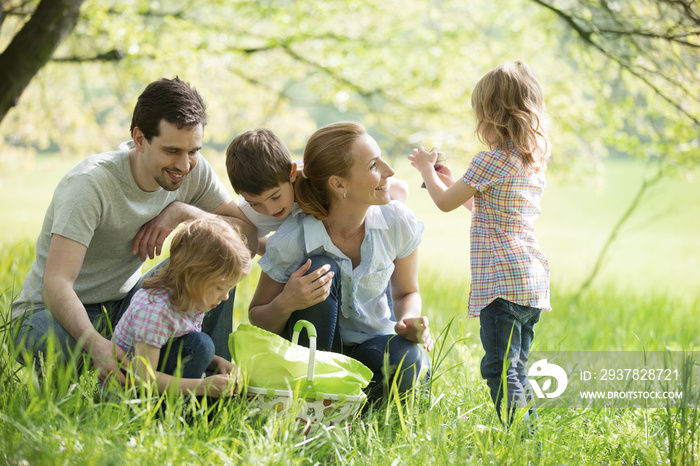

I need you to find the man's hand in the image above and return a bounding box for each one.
[395,316,434,352]
[91,336,130,385]
[278,259,334,311]
[132,202,199,261]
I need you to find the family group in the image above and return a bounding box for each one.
[10,60,550,426]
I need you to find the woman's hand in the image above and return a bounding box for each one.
[395,316,434,352]
[278,259,335,311]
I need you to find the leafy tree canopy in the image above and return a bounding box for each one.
[0,0,697,177]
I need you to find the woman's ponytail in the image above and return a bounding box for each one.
[294,175,330,220]
[296,121,366,220]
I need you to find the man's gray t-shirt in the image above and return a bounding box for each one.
[12,141,230,319]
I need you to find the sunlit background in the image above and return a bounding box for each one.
[2,0,698,298]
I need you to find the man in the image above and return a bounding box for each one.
[11,77,256,385]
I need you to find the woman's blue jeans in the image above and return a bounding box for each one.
[283,255,430,400]
[479,298,542,425]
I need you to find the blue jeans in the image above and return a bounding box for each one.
[479,298,542,425]
[284,255,430,400]
[158,332,215,378]
[12,258,235,372]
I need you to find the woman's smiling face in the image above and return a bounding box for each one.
[342,133,395,206]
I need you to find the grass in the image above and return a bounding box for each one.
[1,243,699,465]
[1,154,699,464]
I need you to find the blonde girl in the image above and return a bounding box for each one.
[112,217,251,397]
[409,61,550,425]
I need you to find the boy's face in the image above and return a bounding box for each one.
[240,181,295,219]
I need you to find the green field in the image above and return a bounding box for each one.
[398,156,700,298]
[1,152,699,465]
[3,152,699,296]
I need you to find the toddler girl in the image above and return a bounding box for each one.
[409,60,551,425]
[112,217,252,397]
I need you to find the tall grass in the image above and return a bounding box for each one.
[1,241,699,465]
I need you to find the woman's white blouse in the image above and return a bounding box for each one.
[259,201,424,344]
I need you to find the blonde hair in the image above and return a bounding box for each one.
[143,218,252,312]
[294,121,366,220]
[471,60,550,173]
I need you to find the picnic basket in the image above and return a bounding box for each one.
[230,320,372,435]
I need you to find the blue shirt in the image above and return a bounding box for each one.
[259,201,424,344]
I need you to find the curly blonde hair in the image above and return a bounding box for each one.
[143,217,252,313]
[471,61,550,173]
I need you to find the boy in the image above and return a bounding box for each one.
[225,128,408,252]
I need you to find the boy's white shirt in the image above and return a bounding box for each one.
[237,197,301,238]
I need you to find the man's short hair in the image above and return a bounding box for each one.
[226,129,293,195]
[130,77,207,141]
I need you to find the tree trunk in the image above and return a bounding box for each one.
[0,0,83,123]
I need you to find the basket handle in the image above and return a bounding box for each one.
[291,320,317,389]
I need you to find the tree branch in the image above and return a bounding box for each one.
[529,0,593,44]
[595,29,700,48]
[530,0,700,126]
[51,49,125,63]
[660,0,700,26]
[275,41,442,113]
[226,36,442,114]
[0,0,84,123]
[575,164,667,299]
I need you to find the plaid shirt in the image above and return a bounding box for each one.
[112,288,205,355]
[462,143,550,317]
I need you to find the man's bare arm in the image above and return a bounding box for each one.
[43,234,128,383]
[132,199,258,260]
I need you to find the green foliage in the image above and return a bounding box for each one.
[0,238,33,302]
[1,0,697,180]
[1,1,699,462]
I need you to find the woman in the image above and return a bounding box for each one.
[248,122,433,400]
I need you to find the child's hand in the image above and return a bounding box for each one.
[435,163,456,187]
[210,356,236,375]
[408,147,438,172]
[395,316,434,352]
[203,374,238,398]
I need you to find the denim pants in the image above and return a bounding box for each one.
[283,255,430,400]
[479,298,542,425]
[158,331,215,379]
[13,258,235,372]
